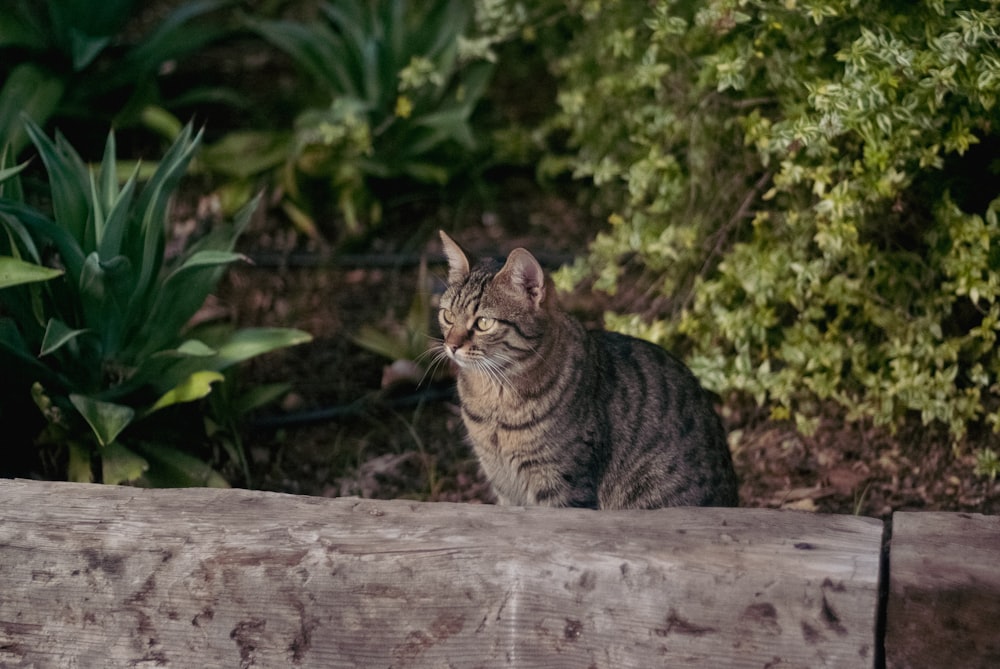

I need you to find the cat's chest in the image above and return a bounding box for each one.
[456,376,549,447]
[457,411,555,506]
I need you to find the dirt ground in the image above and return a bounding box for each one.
[213,174,1000,518]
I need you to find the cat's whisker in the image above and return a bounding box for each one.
[471,358,496,385]
[414,342,443,367]
[417,337,442,353]
[478,356,518,397]
[490,348,520,365]
[415,349,451,388]
[526,342,545,363]
[404,340,452,388]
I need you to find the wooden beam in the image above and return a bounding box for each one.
[885,511,1000,669]
[0,480,882,668]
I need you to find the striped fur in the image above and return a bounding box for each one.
[438,231,739,509]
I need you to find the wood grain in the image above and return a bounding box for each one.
[885,511,1000,669]
[0,480,882,668]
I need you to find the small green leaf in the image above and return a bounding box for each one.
[100,442,149,485]
[67,441,94,483]
[235,382,292,414]
[199,130,292,179]
[69,394,135,447]
[133,442,229,488]
[140,105,184,142]
[353,324,410,361]
[0,159,28,186]
[177,339,217,356]
[171,249,248,271]
[40,318,89,356]
[0,256,63,289]
[150,370,225,412]
[210,327,312,369]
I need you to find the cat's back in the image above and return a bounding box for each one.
[586,330,739,508]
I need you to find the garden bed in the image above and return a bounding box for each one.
[3,0,998,517]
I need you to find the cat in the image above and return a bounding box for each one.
[436,230,739,509]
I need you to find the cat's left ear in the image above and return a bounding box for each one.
[498,248,545,308]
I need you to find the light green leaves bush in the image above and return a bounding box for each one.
[548,0,1000,445]
[0,120,311,485]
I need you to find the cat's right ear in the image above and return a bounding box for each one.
[439,230,470,284]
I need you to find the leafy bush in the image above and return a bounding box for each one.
[0,0,239,156]
[545,1,1000,444]
[0,120,311,485]
[202,0,495,239]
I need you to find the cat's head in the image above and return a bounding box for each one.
[437,230,552,373]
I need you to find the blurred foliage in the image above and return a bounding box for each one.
[352,257,454,387]
[976,446,1000,481]
[200,0,496,240]
[0,120,310,485]
[536,0,1000,451]
[0,0,244,156]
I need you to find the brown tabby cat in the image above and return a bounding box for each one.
[437,231,739,509]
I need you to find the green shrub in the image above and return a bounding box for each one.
[544,0,1000,444]
[0,120,311,485]
[201,0,495,239]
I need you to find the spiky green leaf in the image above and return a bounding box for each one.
[0,256,63,289]
[23,119,89,244]
[129,123,202,309]
[40,318,89,356]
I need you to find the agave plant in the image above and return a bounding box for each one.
[202,0,494,238]
[0,119,311,486]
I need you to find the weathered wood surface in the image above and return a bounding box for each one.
[0,480,883,668]
[885,511,1000,669]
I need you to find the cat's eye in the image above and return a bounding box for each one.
[441,309,455,325]
[475,317,496,331]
